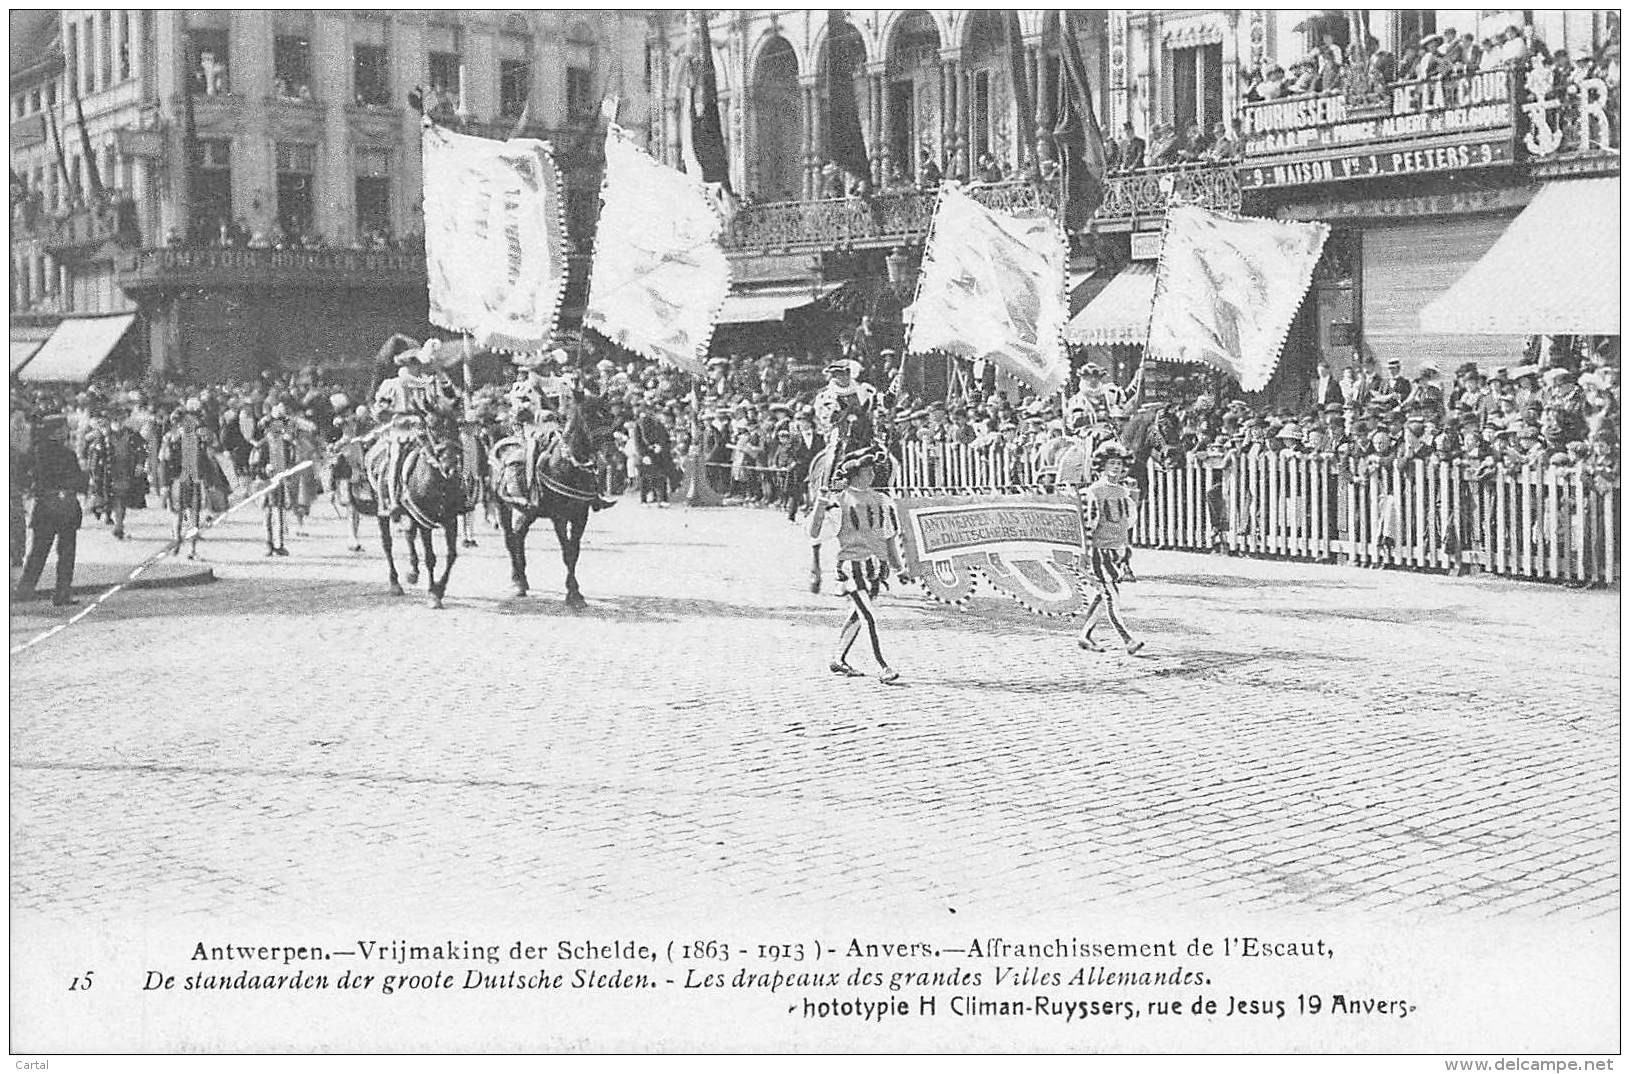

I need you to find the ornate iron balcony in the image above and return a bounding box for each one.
[724,178,1064,253]
[1095,164,1244,228]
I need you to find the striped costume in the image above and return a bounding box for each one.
[1077,474,1142,652]
[820,485,903,679]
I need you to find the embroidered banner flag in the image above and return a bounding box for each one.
[907,185,1071,396]
[1145,204,1330,392]
[584,123,731,376]
[897,494,1092,617]
[421,125,568,354]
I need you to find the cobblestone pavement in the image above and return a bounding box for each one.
[10,493,1620,925]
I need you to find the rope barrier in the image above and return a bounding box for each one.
[10,460,315,658]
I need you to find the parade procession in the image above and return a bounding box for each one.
[7,9,1622,1059]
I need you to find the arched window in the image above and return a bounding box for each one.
[752,36,802,200]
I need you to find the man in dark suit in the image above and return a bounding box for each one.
[1117,122,1146,172]
[14,414,88,606]
[783,412,824,521]
[1309,359,1344,409]
[632,402,677,505]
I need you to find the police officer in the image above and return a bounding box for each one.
[15,414,88,606]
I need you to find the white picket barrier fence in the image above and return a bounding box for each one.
[893,442,1619,586]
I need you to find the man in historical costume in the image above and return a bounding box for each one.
[159,400,228,559]
[812,358,880,487]
[84,400,148,540]
[371,336,463,520]
[491,352,567,505]
[14,415,88,606]
[1067,364,1121,429]
[251,402,299,556]
[456,402,493,547]
[1074,441,1145,656]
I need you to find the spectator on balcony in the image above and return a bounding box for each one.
[1177,122,1212,163]
[1148,124,1183,167]
[916,152,942,192]
[1205,120,1242,162]
[1369,47,1398,85]
[1315,47,1344,93]
[1455,34,1482,74]
[1257,65,1287,100]
[1289,58,1318,95]
[1497,25,1531,67]
[1115,122,1145,172]
[1412,36,1444,79]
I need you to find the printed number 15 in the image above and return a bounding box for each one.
[70,970,95,991]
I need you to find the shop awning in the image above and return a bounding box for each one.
[1420,178,1620,336]
[9,334,48,375]
[717,281,842,325]
[1063,263,1157,346]
[16,313,137,383]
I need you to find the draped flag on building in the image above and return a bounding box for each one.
[897,495,1093,617]
[421,125,568,354]
[824,12,870,182]
[1145,204,1330,393]
[1052,10,1108,230]
[687,11,731,190]
[1004,11,1034,166]
[906,184,1071,395]
[583,123,731,376]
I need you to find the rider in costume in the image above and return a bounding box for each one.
[371,337,462,519]
[813,358,880,462]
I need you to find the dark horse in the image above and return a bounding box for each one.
[491,388,618,607]
[364,419,471,608]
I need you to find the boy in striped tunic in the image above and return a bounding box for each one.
[809,446,907,684]
[1076,441,1144,655]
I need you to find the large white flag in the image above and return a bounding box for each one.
[421,125,568,354]
[906,184,1071,395]
[1146,205,1329,392]
[584,124,730,376]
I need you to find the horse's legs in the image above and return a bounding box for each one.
[378,515,403,595]
[429,516,458,609]
[405,519,420,585]
[554,512,586,608]
[417,524,437,595]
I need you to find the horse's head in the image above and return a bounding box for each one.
[565,386,619,455]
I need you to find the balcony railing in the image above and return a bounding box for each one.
[119,246,428,292]
[1096,164,1244,226]
[725,178,1063,253]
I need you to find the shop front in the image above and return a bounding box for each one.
[1240,66,1531,378]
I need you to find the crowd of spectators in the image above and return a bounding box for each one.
[10,329,1619,542]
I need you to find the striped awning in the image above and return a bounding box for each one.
[1420,178,1620,336]
[1063,262,1157,346]
[16,313,137,383]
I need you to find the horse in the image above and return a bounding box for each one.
[490,388,619,608]
[363,416,471,608]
